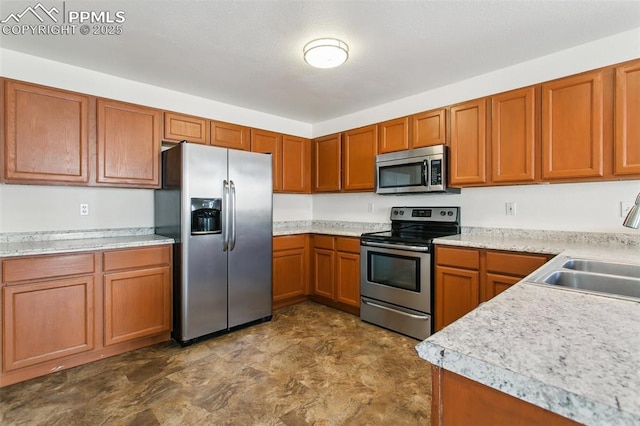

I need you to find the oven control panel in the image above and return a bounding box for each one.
[390,207,459,222]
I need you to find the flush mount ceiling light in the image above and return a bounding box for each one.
[303,38,349,69]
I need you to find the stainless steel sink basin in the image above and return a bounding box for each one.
[526,256,640,302]
[561,259,640,279]
[542,270,640,299]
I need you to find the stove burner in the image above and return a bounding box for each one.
[361,206,461,247]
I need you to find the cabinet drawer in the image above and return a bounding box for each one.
[273,234,307,251]
[103,245,171,272]
[486,251,548,277]
[2,253,96,284]
[335,237,360,253]
[314,235,335,250]
[436,246,480,269]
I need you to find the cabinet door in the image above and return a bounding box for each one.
[342,124,378,191]
[450,98,488,185]
[211,120,250,151]
[615,60,640,176]
[282,135,311,193]
[97,99,162,188]
[378,117,410,153]
[2,277,95,372]
[4,80,91,184]
[335,251,360,308]
[412,108,446,148]
[314,133,342,192]
[491,87,537,183]
[435,266,480,331]
[541,70,604,179]
[313,236,336,299]
[251,129,282,191]
[433,367,582,426]
[485,273,520,300]
[103,266,171,346]
[163,112,209,144]
[273,235,309,306]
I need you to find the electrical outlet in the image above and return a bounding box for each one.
[621,201,634,218]
[505,202,516,216]
[80,203,89,216]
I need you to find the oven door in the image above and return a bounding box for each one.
[360,241,431,313]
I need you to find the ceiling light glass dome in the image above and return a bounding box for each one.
[303,38,349,69]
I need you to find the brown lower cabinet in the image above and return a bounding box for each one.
[311,235,361,315]
[431,365,579,425]
[435,245,550,331]
[0,245,172,387]
[272,235,311,309]
[272,234,361,315]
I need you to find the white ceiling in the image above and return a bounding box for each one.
[1,0,639,123]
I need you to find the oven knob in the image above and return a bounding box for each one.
[399,211,404,215]
[440,211,446,216]
[393,211,398,215]
[448,211,453,216]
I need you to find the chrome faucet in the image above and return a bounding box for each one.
[623,193,640,229]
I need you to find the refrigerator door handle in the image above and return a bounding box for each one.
[230,180,237,251]
[223,180,230,252]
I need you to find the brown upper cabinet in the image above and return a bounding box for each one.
[342,124,378,191]
[449,98,488,186]
[541,70,605,180]
[251,130,311,193]
[97,99,162,188]
[211,120,250,151]
[615,59,640,176]
[412,108,447,148]
[4,80,92,185]
[163,112,209,145]
[378,117,410,153]
[282,135,311,193]
[491,86,538,183]
[251,129,282,191]
[314,133,342,192]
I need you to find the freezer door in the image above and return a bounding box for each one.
[227,149,273,328]
[178,143,229,341]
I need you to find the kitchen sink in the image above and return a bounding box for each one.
[542,270,640,299]
[561,259,640,279]
[526,256,640,302]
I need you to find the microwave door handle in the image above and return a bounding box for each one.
[422,160,428,187]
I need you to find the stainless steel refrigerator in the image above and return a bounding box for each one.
[155,142,273,345]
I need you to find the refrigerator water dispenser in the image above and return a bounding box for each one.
[191,198,221,235]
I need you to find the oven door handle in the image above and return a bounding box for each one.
[362,300,430,320]
[361,240,431,253]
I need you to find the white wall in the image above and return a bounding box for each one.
[0,184,154,232]
[273,194,313,222]
[313,181,640,233]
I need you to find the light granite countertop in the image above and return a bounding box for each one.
[419,229,640,425]
[0,221,385,257]
[273,220,388,237]
[0,228,174,257]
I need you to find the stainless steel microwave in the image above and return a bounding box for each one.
[375,145,459,194]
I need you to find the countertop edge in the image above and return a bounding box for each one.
[0,235,175,257]
[416,337,637,425]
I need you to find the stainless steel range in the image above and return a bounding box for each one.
[360,206,461,340]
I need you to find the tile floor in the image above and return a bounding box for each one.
[0,302,432,425]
